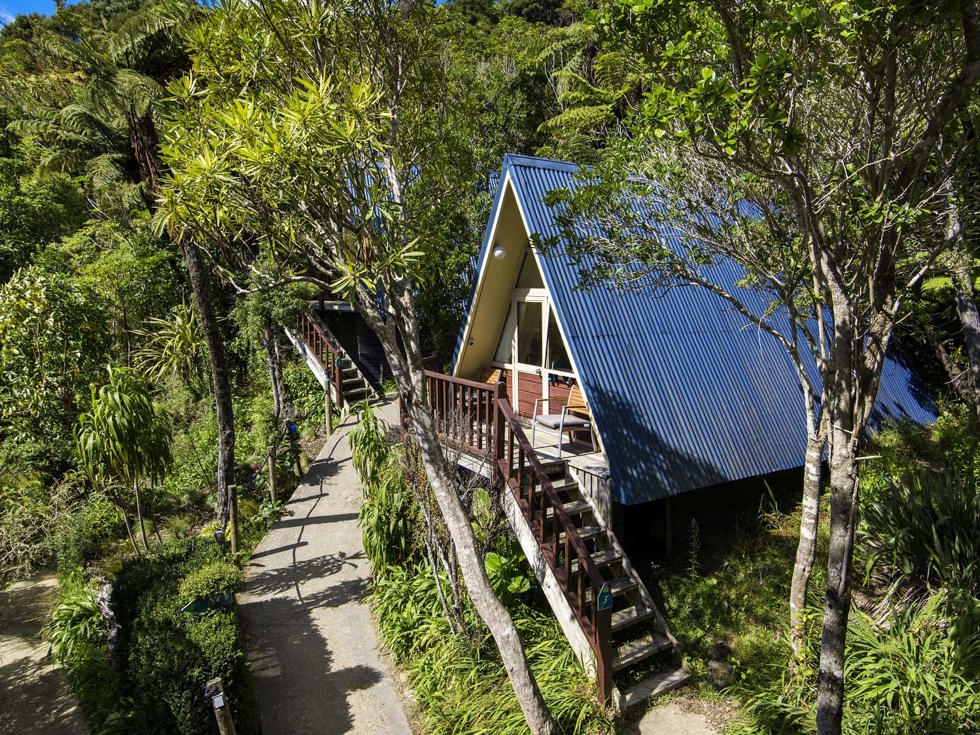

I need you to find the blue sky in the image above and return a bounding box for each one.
[0,0,61,23]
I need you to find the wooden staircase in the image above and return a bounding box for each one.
[535,458,689,708]
[293,313,378,407]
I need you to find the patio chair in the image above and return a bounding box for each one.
[530,397,595,459]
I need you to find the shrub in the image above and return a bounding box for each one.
[358,447,417,574]
[371,563,611,734]
[846,591,979,735]
[55,492,126,576]
[44,587,105,664]
[45,585,136,732]
[859,469,979,597]
[178,560,244,604]
[111,538,258,735]
[349,402,391,488]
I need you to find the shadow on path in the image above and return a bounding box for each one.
[0,576,87,734]
[241,597,381,735]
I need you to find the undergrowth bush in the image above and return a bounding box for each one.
[860,470,979,596]
[45,584,136,732]
[725,410,980,734]
[372,563,611,735]
[731,592,980,735]
[110,537,258,735]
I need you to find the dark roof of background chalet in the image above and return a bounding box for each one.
[468,154,936,506]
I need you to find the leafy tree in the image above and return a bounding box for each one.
[0,266,109,470]
[546,2,980,731]
[76,367,172,553]
[0,154,87,282]
[136,303,207,398]
[157,0,559,730]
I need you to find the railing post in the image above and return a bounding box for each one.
[596,606,613,707]
[333,354,342,408]
[493,381,505,478]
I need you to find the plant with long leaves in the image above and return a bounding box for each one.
[135,302,206,397]
[76,367,172,554]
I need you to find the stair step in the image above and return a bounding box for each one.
[613,634,674,671]
[558,525,602,542]
[584,575,638,601]
[618,666,691,710]
[555,499,591,516]
[584,549,623,569]
[552,479,580,495]
[611,603,655,633]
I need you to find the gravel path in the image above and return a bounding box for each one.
[0,575,87,734]
[238,402,413,734]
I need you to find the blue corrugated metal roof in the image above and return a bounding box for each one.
[461,154,935,505]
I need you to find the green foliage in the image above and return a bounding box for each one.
[846,592,979,735]
[77,367,173,489]
[0,155,87,282]
[0,266,109,465]
[348,402,391,489]
[281,360,326,429]
[177,560,244,603]
[44,581,137,734]
[54,491,127,575]
[358,446,417,574]
[484,536,532,603]
[111,537,258,735]
[135,303,206,394]
[372,563,611,734]
[859,469,979,597]
[44,586,106,664]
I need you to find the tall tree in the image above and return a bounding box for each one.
[12,0,239,527]
[156,0,558,731]
[546,3,980,732]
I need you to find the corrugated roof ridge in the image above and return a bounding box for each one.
[503,153,582,174]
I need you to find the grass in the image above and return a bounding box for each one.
[644,507,828,700]
[371,562,613,735]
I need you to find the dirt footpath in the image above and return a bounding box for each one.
[0,575,87,734]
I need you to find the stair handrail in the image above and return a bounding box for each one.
[300,313,346,403]
[495,396,613,704]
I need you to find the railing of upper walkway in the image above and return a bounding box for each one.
[299,313,345,404]
[422,369,613,705]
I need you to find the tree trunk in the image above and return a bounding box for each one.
[263,325,285,420]
[357,284,558,735]
[815,410,861,735]
[951,252,980,418]
[133,480,150,553]
[402,398,559,735]
[789,418,824,664]
[183,237,236,524]
[118,503,141,556]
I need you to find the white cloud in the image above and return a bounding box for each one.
[0,7,15,24]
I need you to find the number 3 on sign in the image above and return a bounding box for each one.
[596,583,613,612]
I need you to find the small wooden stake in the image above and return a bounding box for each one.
[228,484,240,557]
[206,678,237,735]
[267,452,278,504]
[324,385,333,437]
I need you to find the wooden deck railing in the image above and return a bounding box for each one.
[299,313,343,403]
[423,370,501,459]
[423,370,613,704]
